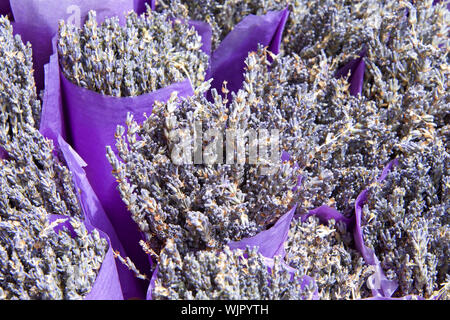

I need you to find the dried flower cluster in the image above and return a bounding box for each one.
[107,79,301,254]
[152,239,316,300]
[362,144,449,298]
[285,217,374,300]
[57,7,209,97]
[0,16,108,300]
[0,208,107,300]
[1,18,81,219]
[238,47,392,215]
[0,126,108,299]
[0,17,41,137]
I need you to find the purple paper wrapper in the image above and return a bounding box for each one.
[335,47,367,97]
[9,0,134,93]
[57,135,146,299]
[59,74,194,280]
[40,33,195,296]
[207,8,289,99]
[48,214,123,300]
[39,10,208,298]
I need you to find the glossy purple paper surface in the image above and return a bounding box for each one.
[335,48,367,96]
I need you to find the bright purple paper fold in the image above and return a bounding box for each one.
[207,8,289,98]
[9,0,134,93]
[57,135,146,299]
[59,73,194,283]
[335,48,367,96]
[48,214,124,300]
[228,205,297,259]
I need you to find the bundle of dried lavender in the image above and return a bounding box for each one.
[107,80,301,254]
[57,6,209,97]
[0,17,41,136]
[285,217,374,300]
[238,47,396,215]
[0,128,108,299]
[152,239,316,300]
[0,208,108,300]
[362,144,449,298]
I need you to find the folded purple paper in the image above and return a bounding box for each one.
[335,48,367,96]
[9,0,134,93]
[207,8,289,99]
[57,135,146,299]
[48,214,124,300]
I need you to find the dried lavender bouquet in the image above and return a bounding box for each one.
[107,80,301,255]
[362,143,449,299]
[238,47,396,215]
[285,217,375,300]
[0,17,41,136]
[0,123,109,299]
[57,6,209,97]
[152,240,316,300]
[0,17,109,299]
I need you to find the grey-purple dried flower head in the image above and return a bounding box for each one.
[0,16,41,137]
[57,6,209,97]
[152,239,314,300]
[285,216,374,300]
[0,123,82,219]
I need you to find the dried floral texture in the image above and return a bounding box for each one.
[57,7,209,97]
[107,78,301,254]
[362,0,449,148]
[158,0,289,51]
[162,0,384,62]
[0,17,42,138]
[0,123,81,218]
[279,0,389,61]
[152,239,315,300]
[285,216,374,300]
[240,47,398,215]
[362,143,449,298]
[0,160,108,299]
